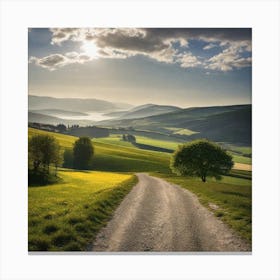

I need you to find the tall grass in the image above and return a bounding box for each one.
[29,170,137,251]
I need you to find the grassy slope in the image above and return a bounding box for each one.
[29,170,137,251]
[29,128,171,173]
[173,128,198,136]
[153,172,251,241]
[95,133,251,165]
[135,135,181,150]
[29,128,252,244]
[231,154,251,164]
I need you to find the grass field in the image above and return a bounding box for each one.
[29,128,171,173]
[94,133,252,165]
[173,128,198,136]
[153,172,252,241]
[29,169,137,251]
[134,135,181,150]
[231,153,252,164]
[29,127,252,244]
[221,143,252,155]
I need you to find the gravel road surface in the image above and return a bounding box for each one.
[92,173,251,252]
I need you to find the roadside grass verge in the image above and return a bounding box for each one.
[28,170,137,251]
[152,172,252,242]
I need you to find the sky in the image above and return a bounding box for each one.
[28,28,252,108]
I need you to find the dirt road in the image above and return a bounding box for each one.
[92,173,251,252]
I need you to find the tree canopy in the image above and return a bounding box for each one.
[170,139,233,182]
[73,137,94,170]
[29,134,61,173]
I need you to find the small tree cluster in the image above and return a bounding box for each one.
[122,134,136,143]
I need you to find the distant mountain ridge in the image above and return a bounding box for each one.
[28,95,251,144]
[98,104,252,144]
[30,109,88,117]
[28,112,94,126]
[105,104,181,120]
[28,95,132,112]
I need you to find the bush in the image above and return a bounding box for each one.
[28,169,60,186]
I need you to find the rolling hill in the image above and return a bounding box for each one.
[104,104,181,119]
[30,109,88,117]
[29,95,132,112]
[28,128,171,173]
[28,112,94,126]
[98,104,252,144]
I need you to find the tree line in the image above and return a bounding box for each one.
[28,135,94,185]
[29,133,233,185]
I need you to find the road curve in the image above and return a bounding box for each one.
[92,173,251,252]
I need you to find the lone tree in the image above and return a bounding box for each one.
[63,148,74,168]
[73,137,94,170]
[29,134,61,173]
[170,139,233,182]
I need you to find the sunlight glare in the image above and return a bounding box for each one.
[82,41,99,58]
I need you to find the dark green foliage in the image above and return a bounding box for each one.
[28,169,60,186]
[63,148,74,168]
[28,134,61,172]
[170,139,233,182]
[122,134,136,143]
[57,124,67,132]
[43,224,59,234]
[28,134,62,185]
[73,137,94,170]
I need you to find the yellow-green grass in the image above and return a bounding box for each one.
[29,170,137,251]
[233,163,252,171]
[94,135,135,148]
[29,128,171,173]
[133,135,181,150]
[29,128,251,171]
[96,133,252,166]
[164,127,197,135]
[96,134,181,151]
[231,153,252,165]
[173,128,198,136]
[221,143,252,155]
[29,127,76,149]
[153,173,252,241]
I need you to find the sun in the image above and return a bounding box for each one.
[81,41,99,58]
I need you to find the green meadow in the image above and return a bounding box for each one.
[29,170,137,251]
[29,128,170,173]
[29,128,252,249]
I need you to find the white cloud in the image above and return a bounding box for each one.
[50,28,81,45]
[30,28,251,71]
[29,52,93,71]
[178,52,201,68]
[206,41,252,72]
[203,43,217,50]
